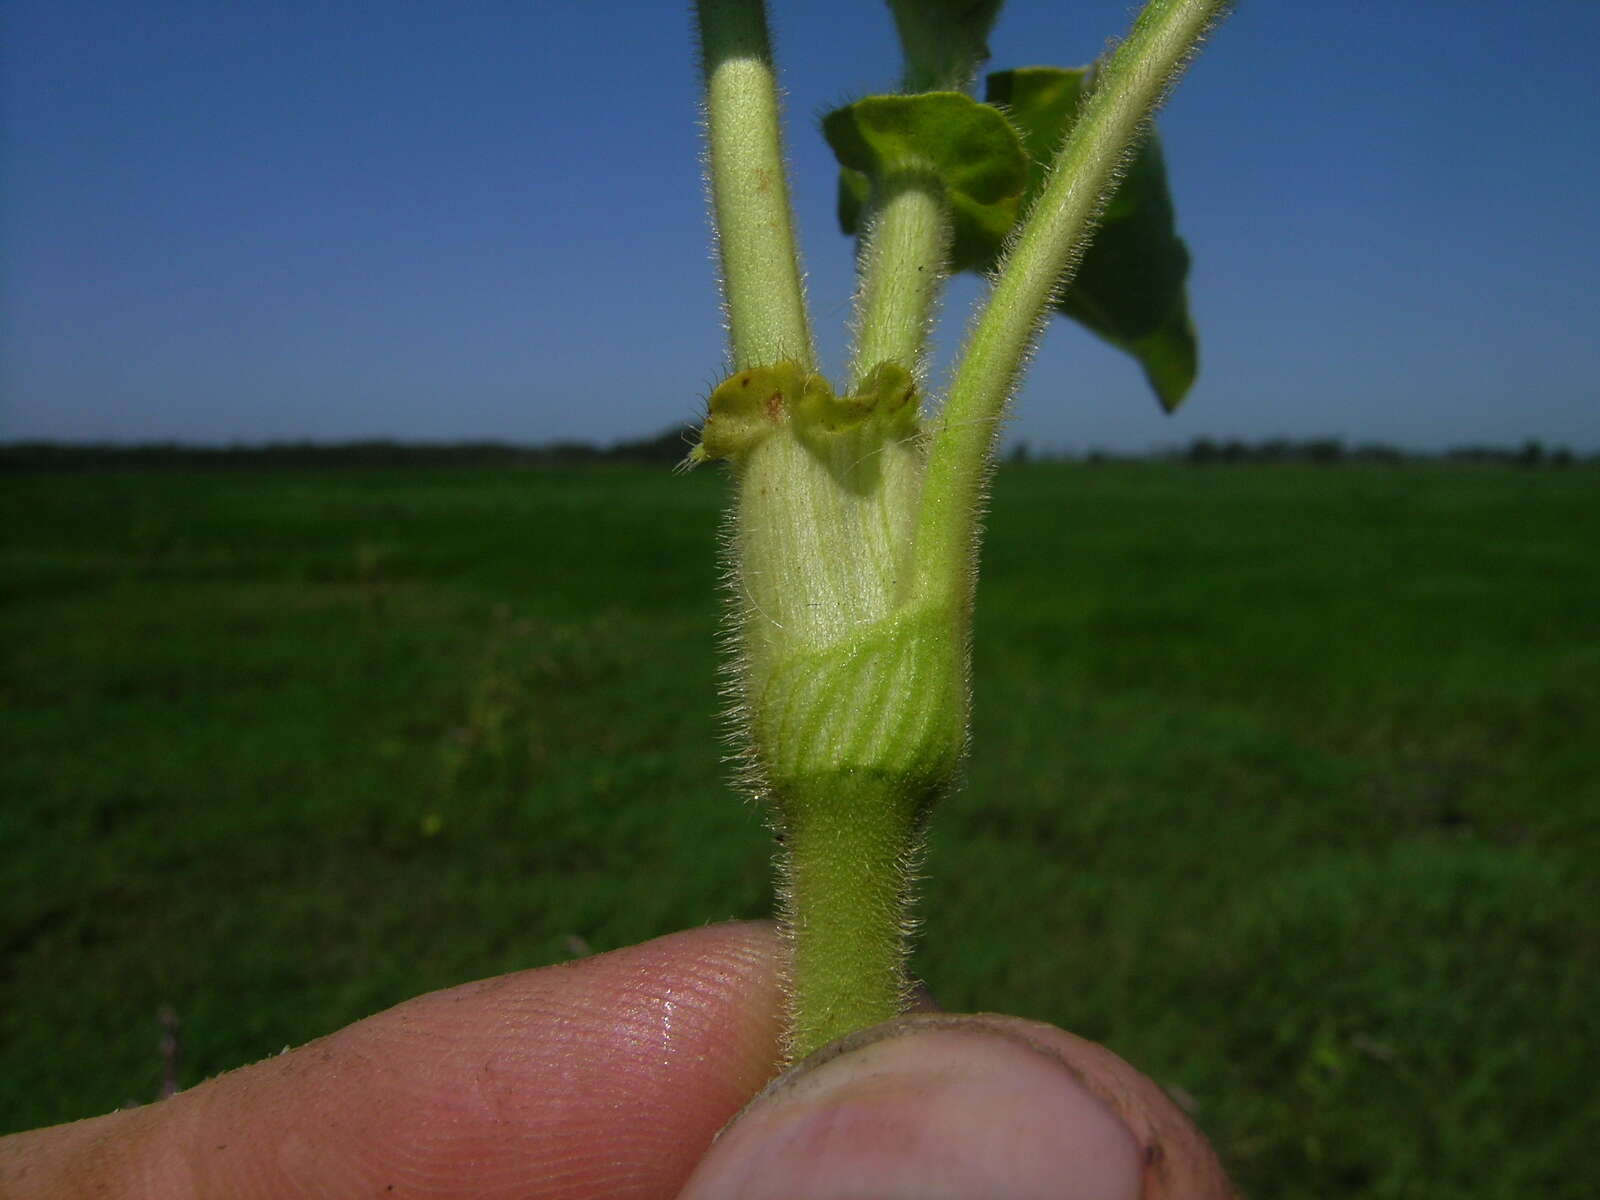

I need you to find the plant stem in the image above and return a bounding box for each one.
[695,0,814,369]
[778,771,925,1060]
[914,0,1230,607]
[847,172,950,389]
[885,0,1005,93]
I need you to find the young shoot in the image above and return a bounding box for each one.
[691,0,1229,1061]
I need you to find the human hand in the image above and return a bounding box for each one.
[1,922,1232,1198]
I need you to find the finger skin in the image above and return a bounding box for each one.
[956,1016,1238,1199]
[0,922,785,1200]
[679,1017,1146,1200]
[1,928,1234,1199]
[682,1013,1235,1200]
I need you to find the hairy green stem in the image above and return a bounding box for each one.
[848,173,950,388]
[696,0,814,368]
[778,772,927,1060]
[915,0,1230,607]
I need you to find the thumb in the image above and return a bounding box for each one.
[678,1014,1234,1200]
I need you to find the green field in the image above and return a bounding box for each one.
[3,461,1596,1196]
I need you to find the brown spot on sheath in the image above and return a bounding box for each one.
[739,373,753,387]
[765,391,784,421]
[754,167,773,194]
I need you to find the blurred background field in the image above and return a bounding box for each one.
[3,459,1596,1197]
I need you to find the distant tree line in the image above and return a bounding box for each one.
[1005,436,1591,467]
[3,432,1593,472]
[0,427,695,471]
[1176,436,1584,467]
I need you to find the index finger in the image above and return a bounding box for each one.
[1,922,785,1199]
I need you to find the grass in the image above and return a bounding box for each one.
[3,460,1595,1197]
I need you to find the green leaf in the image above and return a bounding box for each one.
[823,92,1027,273]
[823,92,1024,203]
[987,66,1197,411]
[825,70,1200,411]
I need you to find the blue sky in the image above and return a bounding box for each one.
[4,1,1598,453]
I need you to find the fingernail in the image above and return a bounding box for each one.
[678,1015,1143,1200]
